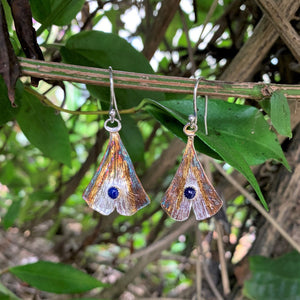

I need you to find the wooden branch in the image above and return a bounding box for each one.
[19,57,300,100]
[142,0,180,60]
[215,221,231,296]
[220,0,300,81]
[255,0,300,63]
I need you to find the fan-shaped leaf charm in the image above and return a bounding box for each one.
[161,136,223,221]
[83,132,150,216]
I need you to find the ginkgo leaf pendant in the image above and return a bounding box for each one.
[83,132,150,216]
[161,136,223,221]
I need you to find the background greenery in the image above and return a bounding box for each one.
[0,0,299,299]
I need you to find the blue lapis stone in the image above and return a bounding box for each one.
[184,187,196,199]
[108,187,119,199]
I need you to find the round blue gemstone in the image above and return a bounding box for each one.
[108,187,119,199]
[184,187,196,199]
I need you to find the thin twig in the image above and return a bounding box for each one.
[215,220,231,295]
[0,267,10,276]
[25,86,140,115]
[195,224,202,300]
[19,58,300,100]
[211,160,300,253]
[199,242,224,300]
[179,7,197,75]
[194,0,219,50]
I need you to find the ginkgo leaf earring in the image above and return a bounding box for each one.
[161,79,223,221]
[83,67,150,216]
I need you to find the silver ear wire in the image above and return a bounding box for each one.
[204,94,208,135]
[104,67,122,132]
[193,78,208,136]
[109,66,121,122]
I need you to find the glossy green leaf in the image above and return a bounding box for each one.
[0,161,28,190]
[60,31,165,109]
[16,89,72,166]
[2,200,21,229]
[119,115,145,164]
[243,251,300,300]
[29,190,56,202]
[0,78,22,125]
[144,98,290,209]
[144,98,289,167]
[270,90,292,137]
[145,102,221,160]
[9,261,108,294]
[30,0,85,26]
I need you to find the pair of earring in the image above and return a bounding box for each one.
[83,68,223,221]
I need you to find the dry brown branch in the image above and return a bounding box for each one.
[142,0,180,60]
[255,0,300,63]
[215,220,230,296]
[179,7,196,75]
[220,0,300,81]
[19,58,300,100]
[195,225,202,300]
[198,241,224,300]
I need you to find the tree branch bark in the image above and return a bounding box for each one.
[220,0,300,81]
[142,0,180,60]
[255,0,300,63]
[19,57,300,100]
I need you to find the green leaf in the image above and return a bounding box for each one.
[145,102,222,160]
[2,200,21,229]
[144,98,290,209]
[0,282,21,300]
[16,88,72,166]
[119,115,144,164]
[29,190,56,202]
[0,78,23,125]
[60,31,165,109]
[29,0,85,26]
[270,90,292,138]
[144,98,289,167]
[9,261,108,294]
[243,251,300,300]
[0,161,28,190]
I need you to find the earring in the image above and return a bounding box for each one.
[83,67,150,216]
[161,79,223,221]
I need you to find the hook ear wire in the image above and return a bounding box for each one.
[109,66,121,121]
[193,78,208,136]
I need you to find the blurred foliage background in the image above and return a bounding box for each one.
[0,0,300,299]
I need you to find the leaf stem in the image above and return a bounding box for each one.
[0,267,10,276]
[24,86,140,116]
[19,58,300,100]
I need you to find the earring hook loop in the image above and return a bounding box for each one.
[192,78,201,127]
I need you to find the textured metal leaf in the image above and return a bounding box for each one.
[83,132,150,216]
